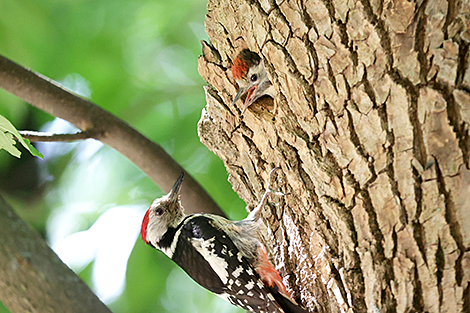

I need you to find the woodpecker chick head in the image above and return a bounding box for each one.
[141,173,185,247]
[231,49,274,113]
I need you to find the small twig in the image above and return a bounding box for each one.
[19,130,96,142]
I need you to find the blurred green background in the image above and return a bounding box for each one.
[0,0,245,312]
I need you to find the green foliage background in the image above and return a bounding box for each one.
[0,0,245,312]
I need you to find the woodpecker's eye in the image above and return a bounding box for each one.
[155,207,164,216]
[250,74,257,82]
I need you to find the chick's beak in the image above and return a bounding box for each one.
[169,172,184,202]
[242,85,258,113]
[232,87,246,105]
[232,84,259,113]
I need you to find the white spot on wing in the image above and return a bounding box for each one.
[232,266,244,278]
[245,280,255,290]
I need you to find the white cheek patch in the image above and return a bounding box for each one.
[191,236,229,284]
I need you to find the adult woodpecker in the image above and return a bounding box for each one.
[231,49,275,113]
[141,168,308,313]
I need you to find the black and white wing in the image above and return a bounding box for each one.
[171,214,285,313]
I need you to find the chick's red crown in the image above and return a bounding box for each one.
[231,49,261,81]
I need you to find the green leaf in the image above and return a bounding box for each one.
[0,131,21,158]
[0,114,44,158]
[22,137,43,158]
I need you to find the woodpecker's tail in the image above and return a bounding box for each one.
[271,290,309,313]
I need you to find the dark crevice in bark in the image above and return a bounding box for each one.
[243,135,268,175]
[337,15,359,67]
[381,286,397,313]
[361,66,377,107]
[414,0,430,83]
[411,260,425,313]
[345,106,368,160]
[391,70,427,167]
[328,261,349,309]
[391,227,398,258]
[206,85,234,115]
[436,238,445,308]
[456,41,469,89]
[280,101,315,141]
[327,60,339,93]
[323,101,339,133]
[359,0,394,66]
[268,40,317,113]
[232,164,258,201]
[345,169,397,312]
[319,0,337,23]
[345,105,378,187]
[247,0,269,16]
[320,0,358,67]
[375,97,409,225]
[442,0,457,39]
[463,282,470,313]
[411,165,428,265]
[434,157,464,286]
[306,39,320,83]
[298,0,321,84]
[430,79,470,167]
[342,73,352,100]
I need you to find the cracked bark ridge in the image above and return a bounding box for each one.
[197,0,470,312]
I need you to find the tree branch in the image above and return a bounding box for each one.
[0,193,112,313]
[0,54,224,216]
[19,130,96,142]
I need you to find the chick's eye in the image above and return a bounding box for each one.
[155,207,164,216]
[250,74,257,82]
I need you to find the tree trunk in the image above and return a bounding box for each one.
[197,0,470,312]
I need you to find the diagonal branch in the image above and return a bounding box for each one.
[0,54,224,216]
[0,193,113,313]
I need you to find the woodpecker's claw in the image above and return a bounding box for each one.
[247,167,288,221]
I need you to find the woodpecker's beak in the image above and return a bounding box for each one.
[169,172,184,202]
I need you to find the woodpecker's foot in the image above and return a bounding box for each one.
[265,167,289,197]
[248,167,288,221]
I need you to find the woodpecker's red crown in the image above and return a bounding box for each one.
[141,209,151,244]
[141,173,185,247]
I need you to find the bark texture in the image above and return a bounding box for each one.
[197,0,470,312]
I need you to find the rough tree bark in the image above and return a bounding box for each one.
[197,0,470,312]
